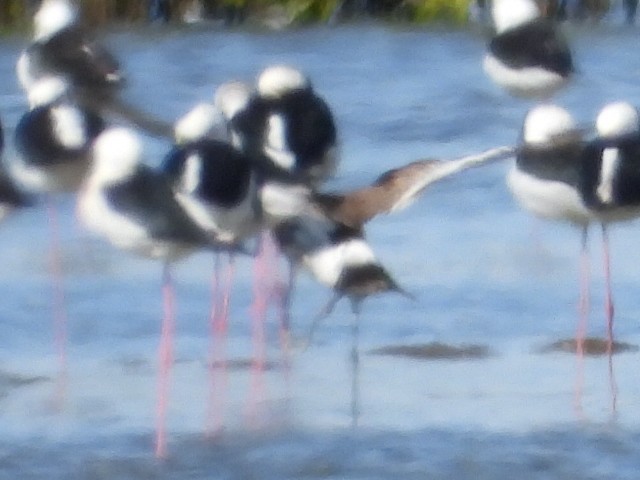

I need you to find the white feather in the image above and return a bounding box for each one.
[27,77,68,108]
[507,165,590,225]
[263,114,296,171]
[213,81,252,121]
[90,128,141,185]
[483,54,568,99]
[260,182,311,224]
[34,0,78,41]
[304,239,377,289]
[16,52,36,92]
[174,103,218,144]
[522,104,576,146]
[257,65,309,99]
[596,148,619,205]
[596,102,640,139]
[181,154,202,194]
[51,105,86,149]
[491,0,540,33]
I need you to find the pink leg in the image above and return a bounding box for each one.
[275,261,296,414]
[206,253,222,437]
[601,224,618,415]
[206,253,235,437]
[601,224,615,354]
[247,231,276,426]
[276,261,295,360]
[46,196,68,410]
[574,226,589,417]
[155,263,176,459]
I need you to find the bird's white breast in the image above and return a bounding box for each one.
[483,54,567,98]
[507,165,591,225]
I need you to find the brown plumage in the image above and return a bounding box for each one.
[313,146,515,229]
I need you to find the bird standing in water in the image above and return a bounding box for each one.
[10,75,105,406]
[78,127,216,458]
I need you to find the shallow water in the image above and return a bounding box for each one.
[2,22,640,478]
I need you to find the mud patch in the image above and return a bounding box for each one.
[0,370,50,400]
[208,359,281,371]
[536,337,639,356]
[368,342,493,360]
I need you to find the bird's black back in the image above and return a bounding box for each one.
[580,135,640,209]
[489,19,574,76]
[231,89,336,179]
[516,142,584,187]
[163,139,253,208]
[14,103,105,166]
[104,165,208,245]
[269,89,337,170]
[38,25,123,94]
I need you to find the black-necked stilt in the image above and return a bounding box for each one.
[506,103,598,411]
[580,101,640,353]
[214,69,337,419]
[12,76,105,194]
[507,105,589,328]
[507,104,588,224]
[228,65,338,186]
[484,0,574,98]
[18,0,173,139]
[11,75,105,406]
[77,127,212,458]
[17,0,123,102]
[164,109,261,434]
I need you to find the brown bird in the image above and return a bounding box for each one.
[271,145,514,426]
[312,145,515,230]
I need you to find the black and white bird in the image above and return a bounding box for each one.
[164,104,262,434]
[507,104,588,224]
[10,75,105,398]
[213,70,337,379]
[165,106,260,247]
[17,0,124,103]
[77,127,212,459]
[507,103,598,375]
[484,0,574,98]
[226,65,338,186]
[579,101,640,354]
[18,0,173,138]
[12,76,105,194]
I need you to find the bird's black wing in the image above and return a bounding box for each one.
[489,19,574,76]
[105,166,208,245]
[40,25,124,92]
[0,169,34,208]
[280,91,337,170]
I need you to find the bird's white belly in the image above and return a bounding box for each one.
[78,185,191,260]
[176,192,258,244]
[483,54,567,98]
[507,166,591,225]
